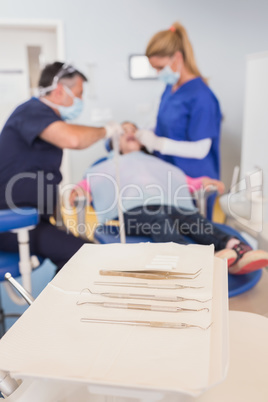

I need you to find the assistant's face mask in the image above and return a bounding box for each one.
[158,65,180,86]
[58,86,84,121]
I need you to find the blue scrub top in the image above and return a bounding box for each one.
[155,77,222,180]
[0,97,62,214]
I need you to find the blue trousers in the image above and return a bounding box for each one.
[0,216,87,272]
[123,205,231,251]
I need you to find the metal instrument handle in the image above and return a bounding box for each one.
[5,273,34,305]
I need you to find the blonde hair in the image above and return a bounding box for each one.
[146,22,206,83]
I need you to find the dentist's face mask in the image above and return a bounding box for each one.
[39,63,84,121]
[58,86,84,121]
[158,65,180,86]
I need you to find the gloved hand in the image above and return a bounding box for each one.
[135,129,165,153]
[105,121,124,139]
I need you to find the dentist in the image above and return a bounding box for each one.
[0,61,121,272]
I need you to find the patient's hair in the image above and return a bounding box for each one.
[146,22,206,83]
[108,121,150,155]
[38,61,88,90]
[121,121,138,129]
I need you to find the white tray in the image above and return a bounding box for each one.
[0,243,229,401]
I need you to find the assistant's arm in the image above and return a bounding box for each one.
[135,129,212,159]
[161,137,212,159]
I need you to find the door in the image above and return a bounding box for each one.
[0,21,70,186]
[0,23,62,129]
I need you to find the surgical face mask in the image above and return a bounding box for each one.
[158,65,180,86]
[41,85,84,121]
[58,86,84,121]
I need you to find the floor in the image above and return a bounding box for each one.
[1,259,56,331]
[229,268,268,317]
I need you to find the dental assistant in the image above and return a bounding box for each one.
[136,22,222,219]
[0,61,121,272]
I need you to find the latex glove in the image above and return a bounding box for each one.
[136,130,211,159]
[135,129,165,153]
[105,121,124,139]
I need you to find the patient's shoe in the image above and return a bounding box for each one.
[228,249,268,275]
[216,242,252,267]
[216,242,268,273]
[215,248,237,267]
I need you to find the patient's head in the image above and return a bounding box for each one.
[119,122,142,154]
[108,121,149,155]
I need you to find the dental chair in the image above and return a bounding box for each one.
[70,147,263,298]
[0,207,41,336]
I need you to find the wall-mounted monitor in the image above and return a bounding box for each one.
[129,54,158,80]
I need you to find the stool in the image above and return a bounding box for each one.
[0,208,40,336]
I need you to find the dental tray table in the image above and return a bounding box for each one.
[0,243,229,401]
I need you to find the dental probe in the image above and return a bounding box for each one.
[76,300,209,313]
[81,318,212,330]
[82,288,211,303]
[94,281,203,289]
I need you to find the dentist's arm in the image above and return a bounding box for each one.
[136,129,212,159]
[40,121,123,150]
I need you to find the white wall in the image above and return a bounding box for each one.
[1,0,268,185]
[241,52,268,195]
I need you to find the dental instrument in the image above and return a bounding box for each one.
[94,281,203,289]
[99,269,201,280]
[81,318,212,330]
[81,288,211,303]
[76,300,209,313]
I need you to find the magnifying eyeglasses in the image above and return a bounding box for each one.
[53,63,76,84]
[38,62,77,96]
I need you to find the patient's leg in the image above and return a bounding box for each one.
[124,205,188,244]
[167,207,231,251]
